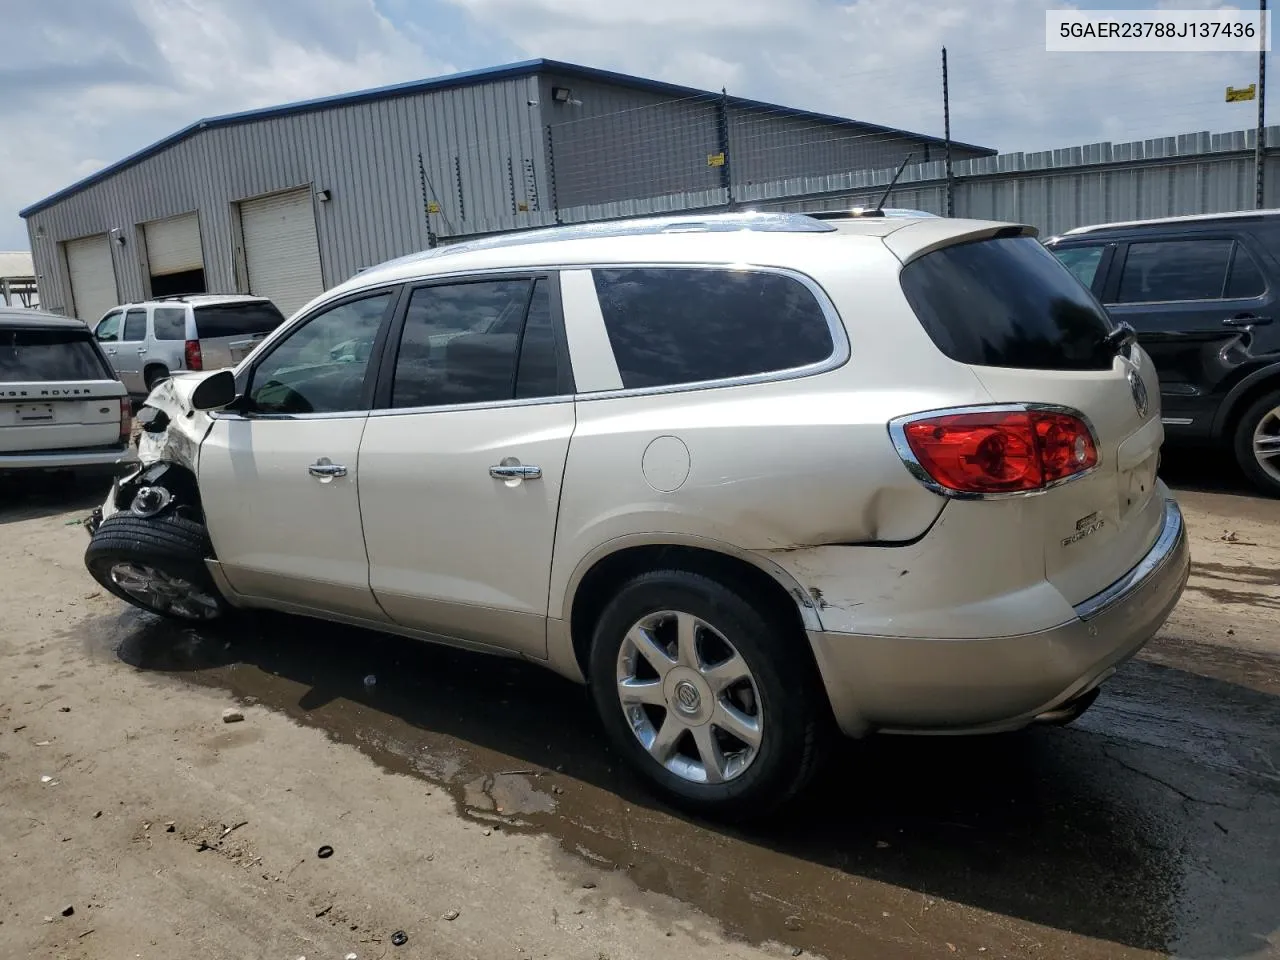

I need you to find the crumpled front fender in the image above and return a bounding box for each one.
[135,374,218,472]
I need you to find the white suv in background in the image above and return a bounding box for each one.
[1,307,134,477]
[92,294,287,394]
[83,212,1190,817]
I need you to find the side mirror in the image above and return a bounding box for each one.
[190,369,238,411]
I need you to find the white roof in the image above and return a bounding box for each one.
[331,212,1028,301]
[0,251,34,279]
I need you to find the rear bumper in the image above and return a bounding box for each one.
[810,497,1190,737]
[0,444,137,474]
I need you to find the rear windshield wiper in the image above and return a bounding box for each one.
[1102,321,1137,354]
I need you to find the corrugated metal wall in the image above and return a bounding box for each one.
[25,75,553,317]
[753,126,1280,238]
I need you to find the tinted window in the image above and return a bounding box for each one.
[391,280,532,408]
[195,302,287,339]
[0,328,111,381]
[1226,245,1267,298]
[95,312,121,343]
[153,306,187,341]
[899,235,1115,371]
[248,293,392,414]
[515,280,563,399]
[122,308,146,341]
[1116,239,1233,303]
[1051,244,1105,289]
[592,268,834,389]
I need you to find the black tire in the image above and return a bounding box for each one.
[84,513,226,621]
[144,365,171,391]
[587,569,825,820]
[1232,389,1280,497]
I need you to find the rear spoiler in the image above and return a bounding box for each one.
[882,221,1038,266]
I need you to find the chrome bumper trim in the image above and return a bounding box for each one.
[1074,498,1184,622]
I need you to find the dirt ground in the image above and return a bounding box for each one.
[1,457,1277,960]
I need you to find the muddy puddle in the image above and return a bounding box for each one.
[75,607,1280,960]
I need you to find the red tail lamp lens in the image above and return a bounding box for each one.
[901,410,1097,494]
[184,339,203,371]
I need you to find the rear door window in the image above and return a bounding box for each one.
[899,235,1115,371]
[1115,239,1234,303]
[153,306,188,341]
[0,328,111,381]
[194,302,287,339]
[121,308,147,342]
[591,267,835,389]
[1225,245,1267,298]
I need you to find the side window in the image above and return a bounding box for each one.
[248,292,393,415]
[95,312,121,342]
[390,279,538,409]
[121,307,147,342]
[1051,244,1106,290]
[1116,239,1234,303]
[1225,245,1267,299]
[592,267,835,389]
[153,307,188,341]
[515,279,563,399]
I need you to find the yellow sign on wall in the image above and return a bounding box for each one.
[427,201,440,213]
[707,152,726,167]
[1227,84,1257,102]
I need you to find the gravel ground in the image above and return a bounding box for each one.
[0,464,1276,960]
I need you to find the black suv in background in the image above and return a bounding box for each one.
[1045,210,1280,495]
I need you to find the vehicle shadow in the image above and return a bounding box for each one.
[1159,447,1257,497]
[92,606,1280,960]
[0,473,107,526]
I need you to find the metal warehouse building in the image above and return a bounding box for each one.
[20,59,994,323]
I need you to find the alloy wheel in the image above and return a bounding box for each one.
[615,609,763,785]
[109,562,220,620]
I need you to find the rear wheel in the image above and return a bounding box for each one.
[1232,389,1280,497]
[587,570,824,819]
[85,513,226,620]
[143,364,171,391]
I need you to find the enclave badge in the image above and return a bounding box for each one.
[1062,511,1105,547]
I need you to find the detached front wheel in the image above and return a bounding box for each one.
[85,513,226,621]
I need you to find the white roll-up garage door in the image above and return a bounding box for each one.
[144,212,203,276]
[240,189,324,317]
[65,235,118,323]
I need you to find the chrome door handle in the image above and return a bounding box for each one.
[489,463,542,480]
[308,458,348,479]
[137,348,148,354]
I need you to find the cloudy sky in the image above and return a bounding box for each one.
[2,0,1271,249]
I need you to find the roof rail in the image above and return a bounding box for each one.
[153,294,191,302]
[801,207,940,220]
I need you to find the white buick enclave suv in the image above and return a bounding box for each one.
[83,212,1190,816]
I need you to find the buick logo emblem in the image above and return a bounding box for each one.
[1127,369,1149,419]
[673,680,702,715]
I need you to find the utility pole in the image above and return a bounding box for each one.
[942,47,954,217]
[1258,0,1268,208]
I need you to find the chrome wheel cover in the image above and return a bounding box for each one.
[615,610,763,785]
[109,562,220,620]
[1253,406,1280,483]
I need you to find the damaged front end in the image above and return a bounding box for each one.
[85,373,219,537]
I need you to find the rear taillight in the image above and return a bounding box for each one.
[184,339,203,371]
[892,406,1098,496]
[118,399,131,443]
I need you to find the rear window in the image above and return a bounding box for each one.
[194,301,287,339]
[592,267,835,389]
[899,235,1115,371]
[0,328,111,382]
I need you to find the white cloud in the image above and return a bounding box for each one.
[1,0,451,248]
[3,0,1272,251]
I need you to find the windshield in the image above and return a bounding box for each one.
[0,327,112,382]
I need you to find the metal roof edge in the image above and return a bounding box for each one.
[19,56,995,219]
[18,59,549,218]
